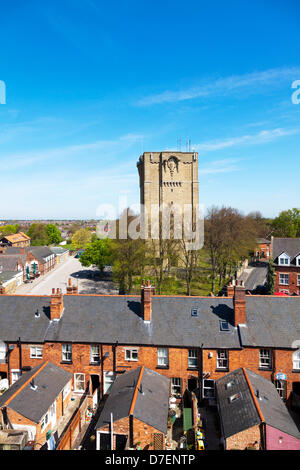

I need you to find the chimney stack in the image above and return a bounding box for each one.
[0,285,5,295]
[50,288,64,320]
[66,278,78,295]
[141,280,154,322]
[226,280,235,297]
[233,280,246,326]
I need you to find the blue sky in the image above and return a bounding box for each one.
[0,0,299,219]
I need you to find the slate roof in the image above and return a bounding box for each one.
[4,246,54,263]
[45,295,240,348]
[0,294,300,349]
[0,362,72,424]
[240,296,300,348]
[95,366,170,434]
[216,368,300,440]
[272,238,300,265]
[0,255,23,272]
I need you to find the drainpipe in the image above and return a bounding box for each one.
[100,344,104,399]
[18,337,22,376]
[198,344,204,404]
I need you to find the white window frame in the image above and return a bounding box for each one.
[41,412,49,432]
[74,373,85,393]
[279,273,289,285]
[11,369,21,384]
[171,378,182,396]
[297,275,300,287]
[30,346,43,359]
[157,348,169,367]
[62,381,71,401]
[0,341,7,362]
[90,344,100,364]
[104,371,115,394]
[259,349,272,369]
[125,348,138,362]
[217,349,229,370]
[203,379,215,398]
[188,349,198,368]
[296,255,300,267]
[62,343,72,362]
[293,350,300,371]
[278,253,290,266]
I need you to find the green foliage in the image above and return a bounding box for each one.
[271,208,300,238]
[79,238,113,271]
[71,228,92,249]
[0,224,20,236]
[27,223,49,246]
[267,257,276,295]
[46,224,62,245]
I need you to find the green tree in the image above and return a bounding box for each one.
[79,238,112,272]
[71,228,92,249]
[267,257,276,294]
[27,223,49,246]
[271,208,300,238]
[46,224,62,245]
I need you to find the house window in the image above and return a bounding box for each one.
[220,320,230,332]
[0,341,7,363]
[104,372,115,394]
[279,254,290,266]
[274,380,287,401]
[279,274,289,285]
[228,392,241,403]
[297,275,300,286]
[188,349,198,368]
[62,344,72,362]
[41,412,49,432]
[259,349,272,369]
[30,346,43,359]
[171,378,182,396]
[90,345,100,364]
[203,379,215,398]
[157,348,169,367]
[217,350,229,370]
[74,373,85,392]
[293,350,300,370]
[11,370,21,384]
[62,381,71,400]
[125,348,138,361]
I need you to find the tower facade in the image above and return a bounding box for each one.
[137,151,199,234]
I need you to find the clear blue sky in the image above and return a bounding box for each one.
[0,0,299,219]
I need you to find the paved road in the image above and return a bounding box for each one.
[16,256,118,296]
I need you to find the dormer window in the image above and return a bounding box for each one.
[296,255,300,267]
[278,253,290,266]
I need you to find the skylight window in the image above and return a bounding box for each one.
[191,308,198,317]
[220,320,230,331]
[228,392,241,403]
[225,379,236,390]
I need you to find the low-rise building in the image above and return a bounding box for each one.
[0,232,30,249]
[271,237,300,295]
[95,366,170,451]
[0,361,72,449]
[216,368,300,450]
[50,247,69,265]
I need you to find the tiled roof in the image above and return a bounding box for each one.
[272,238,300,264]
[95,366,170,434]
[216,368,300,440]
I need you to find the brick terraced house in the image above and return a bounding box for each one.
[271,237,300,295]
[95,366,170,451]
[0,361,72,449]
[216,368,300,450]
[1,280,300,448]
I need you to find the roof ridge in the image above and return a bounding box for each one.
[242,367,265,423]
[129,366,144,416]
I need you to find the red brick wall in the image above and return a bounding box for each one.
[226,424,261,450]
[275,266,300,295]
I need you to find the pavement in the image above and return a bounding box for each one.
[16,256,118,296]
[238,261,268,292]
